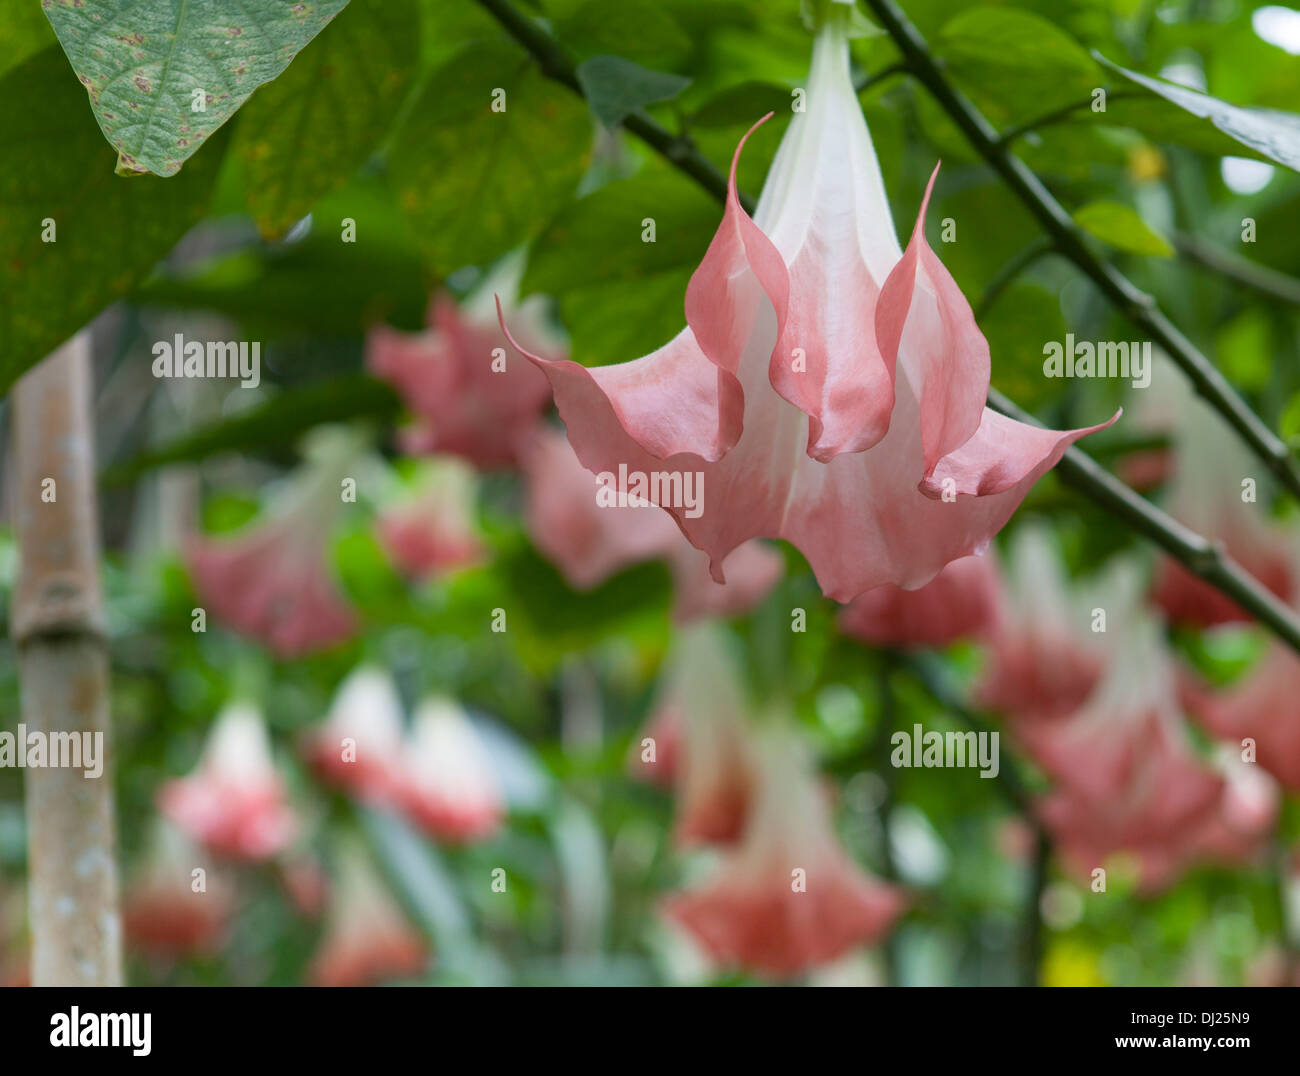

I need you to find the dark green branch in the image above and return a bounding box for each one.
[996,90,1144,147]
[1174,234,1300,307]
[863,0,1300,504]
[975,236,1053,320]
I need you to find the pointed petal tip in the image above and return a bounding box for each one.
[727,113,776,202]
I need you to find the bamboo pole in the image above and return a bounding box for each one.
[11,331,122,986]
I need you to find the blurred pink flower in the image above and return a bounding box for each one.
[1183,644,1300,791]
[123,822,232,959]
[304,665,406,805]
[376,458,483,579]
[655,627,757,846]
[367,286,556,469]
[397,698,504,844]
[308,844,427,987]
[1024,621,1229,892]
[158,702,298,862]
[1140,357,1296,626]
[974,528,1105,720]
[521,427,782,622]
[838,552,1001,649]
[666,726,903,978]
[501,20,1113,603]
[185,435,359,658]
[627,702,682,788]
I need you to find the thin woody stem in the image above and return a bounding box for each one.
[11,332,122,986]
[475,0,1300,659]
[863,0,1300,505]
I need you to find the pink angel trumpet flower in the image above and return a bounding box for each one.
[1024,620,1226,891]
[304,664,407,805]
[366,263,557,469]
[158,702,299,862]
[627,702,683,788]
[665,723,904,978]
[308,841,428,987]
[1140,356,1297,626]
[499,16,1115,603]
[376,457,483,579]
[838,551,1001,649]
[185,429,362,658]
[1181,642,1300,791]
[974,526,1106,721]
[521,426,782,622]
[398,697,505,844]
[1175,747,1279,869]
[123,821,233,959]
[647,624,758,845]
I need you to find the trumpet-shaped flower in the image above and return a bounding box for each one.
[185,431,360,657]
[521,427,782,622]
[974,527,1105,720]
[308,842,427,987]
[501,19,1113,602]
[650,625,758,845]
[367,278,557,468]
[665,724,903,977]
[398,698,504,843]
[123,821,232,958]
[305,665,407,804]
[1183,643,1300,791]
[1141,356,1296,626]
[838,552,1000,649]
[158,702,298,862]
[376,458,483,579]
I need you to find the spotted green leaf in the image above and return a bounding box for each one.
[43,0,349,176]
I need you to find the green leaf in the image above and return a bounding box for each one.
[522,169,719,364]
[936,8,1099,118]
[387,39,591,272]
[0,2,58,77]
[981,284,1067,412]
[1097,55,1300,172]
[0,46,224,397]
[1073,200,1174,257]
[552,0,691,68]
[135,177,432,336]
[689,81,794,128]
[43,0,350,176]
[102,375,401,485]
[230,0,418,237]
[576,55,690,129]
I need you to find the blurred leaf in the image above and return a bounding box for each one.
[982,284,1067,412]
[523,168,718,364]
[576,55,690,129]
[387,39,591,272]
[936,8,1099,118]
[552,0,691,68]
[689,80,794,128]
[231,0,418,237]
[136,178,432,336]
[1073,200,1173,257]
[103,374,400,484]
[1097,55,1300,172]
[0,46,225,397]
[44,0,350,176]
[0,2,58,76]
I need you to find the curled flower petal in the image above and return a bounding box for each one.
[521,427,781,620]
